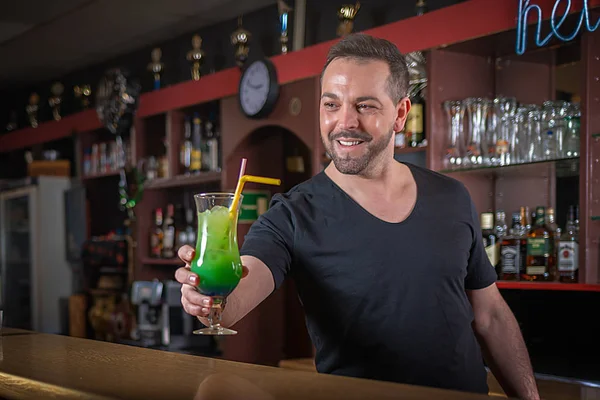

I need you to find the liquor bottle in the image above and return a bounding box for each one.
[185,208,196,247]
[521,206,532,234]
[500,212,527,281]
[190,113,203,174]
[558,205,579,283]
[407,85,425,148]
[150,208,164,258]
[180,116,192,174]
[162,204,176,259]
[481,212,500,275]
[523,206,555,281]
[546,207,561,261]
[205,120,220,172]
[175,204,188,251]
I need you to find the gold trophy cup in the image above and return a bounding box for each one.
[187,34,205,81]
[231,16,252,68]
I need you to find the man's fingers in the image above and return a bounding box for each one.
[178,245,195,264]
[182,284,212,308]
[182,297,210,317]
[175,266,199,286]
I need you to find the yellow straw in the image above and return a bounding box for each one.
[229,159,281,218]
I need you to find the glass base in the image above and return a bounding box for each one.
[193,326,237,335]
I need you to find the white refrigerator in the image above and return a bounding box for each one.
[0,176,73,334]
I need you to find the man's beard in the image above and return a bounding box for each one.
[323,129,394,175]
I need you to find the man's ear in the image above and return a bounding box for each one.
[393,97,411,133]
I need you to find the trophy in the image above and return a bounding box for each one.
[48,82,64,121]
[231,16,251,68]
[74,84,92,110]
[26,93,40,128]
[277,0,292,54]
[337,2,360,37]
[416,0,428,15]
[187,34,205,81]
[147,47,165,90]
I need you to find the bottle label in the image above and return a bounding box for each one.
[191,149,201,171]
[485,242,500,266]
[558,241,578,272]
[150,234,161,257]
[527,237,549,256]
[496,140,509,155]
[501,245,519,274]
[406,104,423,136]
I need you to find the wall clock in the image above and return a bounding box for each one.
[238,58,279,119]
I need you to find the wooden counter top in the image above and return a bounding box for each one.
[0,328,495,400]
[2,328,599,400]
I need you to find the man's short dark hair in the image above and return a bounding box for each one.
[320,33,409,104]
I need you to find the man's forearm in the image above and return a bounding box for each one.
[475,303,539,400]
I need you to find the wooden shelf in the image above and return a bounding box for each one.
[140,257,182,266]
[438,157,579,178]
[2,0,597,154]
[144,172,221,190]
[394,146,426,155]
[81,170,120,181]
[497,281,600,292]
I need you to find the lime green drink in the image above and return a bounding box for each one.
[190,193,243,335]
[190,204,243,297]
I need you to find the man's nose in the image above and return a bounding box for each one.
[337,104,359,131]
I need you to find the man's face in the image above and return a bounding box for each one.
[320,58,408,175]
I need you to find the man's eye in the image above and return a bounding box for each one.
[357,104,374,110]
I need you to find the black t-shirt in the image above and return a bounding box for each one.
[240,162,497,394]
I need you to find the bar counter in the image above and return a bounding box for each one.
[1,328,599,400]
[0,328,497,400]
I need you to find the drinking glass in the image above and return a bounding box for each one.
[443,100,465,169]
[190,193,244,335]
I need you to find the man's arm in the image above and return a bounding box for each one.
[467,283,540,400]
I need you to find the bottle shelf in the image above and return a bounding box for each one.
[394,146,427,155]
[497,281,600,292]
[144,172,221,190]
[81,171,121,181]
[140,257,182,266]
[439,157,579,177]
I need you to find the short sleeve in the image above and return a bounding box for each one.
[464,195,498,290]
[240,194,294,290]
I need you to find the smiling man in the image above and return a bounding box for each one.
[175,33,540,400]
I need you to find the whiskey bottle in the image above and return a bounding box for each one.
[523,206,555,281]
[521,206,532,234]
[150,208,164,258]
[558,205,579,283]
[481,212,500,275]
[500,212,526,281]
[162,204,176,259]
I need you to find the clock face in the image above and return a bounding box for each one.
[239,60,275,117]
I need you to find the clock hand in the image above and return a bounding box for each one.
[248,82,264,89]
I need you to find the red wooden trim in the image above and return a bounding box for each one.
[1,0,598,153]
[497,281,600,292]
[138,68,241,118]
[0,109,101,152]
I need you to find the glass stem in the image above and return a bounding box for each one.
[208,297,226,330]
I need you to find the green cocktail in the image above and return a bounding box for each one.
[190,193,243,335]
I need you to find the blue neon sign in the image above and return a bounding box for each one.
[516,0,599,55]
